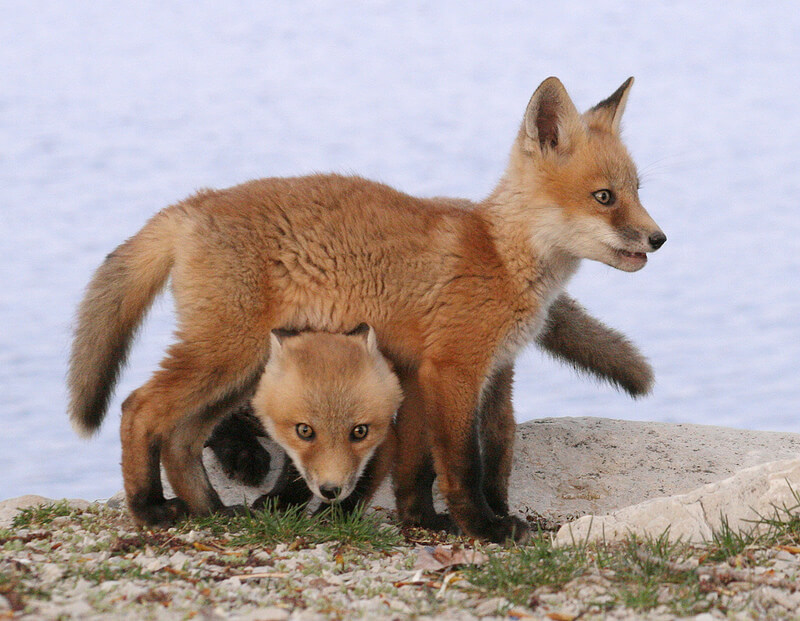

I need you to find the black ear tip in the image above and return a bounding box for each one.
[346,322,371,337]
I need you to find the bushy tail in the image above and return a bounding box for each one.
[68,210,179,436]
[537,294,654,397]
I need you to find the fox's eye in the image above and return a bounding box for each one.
[592,189,615,206]
[296,423,315,440]
[350,424,368,441]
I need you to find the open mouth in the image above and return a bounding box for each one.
[610,247,648,270]
[617,249,647,262]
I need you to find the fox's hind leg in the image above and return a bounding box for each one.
[478,364,516,517]
[121,329,268,526]
[161,385,258,518]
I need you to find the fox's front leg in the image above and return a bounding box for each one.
[538,294,654,396]
[478,364,516,517]
[418,360,529,544]
[392,372,455,533]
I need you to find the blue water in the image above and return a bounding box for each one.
[2,1,799,501]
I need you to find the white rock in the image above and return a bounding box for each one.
[0,495,51,528]
[555,457,800,545]
[39,563,64,583]
[170,551,191,570]
[241,607,290,621]
[105,490,127,509]
[473,598,505,616]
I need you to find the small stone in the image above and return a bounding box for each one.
[473,597,505,616]
[105,490,127,509]
[219,577,241,589]
[170,551,191,570]
[50,516,72,527]
[39,563,64,583]
[243,607,290,621]
[761,587,797,611]
[133,555,167,572]
[0,595,11,611]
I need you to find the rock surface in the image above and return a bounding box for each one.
[505,417,800,524]
[555,456,800,545]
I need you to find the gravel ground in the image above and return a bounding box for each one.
[2,501,800,620]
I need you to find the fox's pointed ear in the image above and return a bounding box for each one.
[523,77,582,154]
[585,77,634,133]
[346,322,379,355]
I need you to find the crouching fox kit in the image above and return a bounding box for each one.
[68,76,664,543]
[251,324,402,512]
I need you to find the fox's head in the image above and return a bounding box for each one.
[252,324,402,504]
[502,77,665,272]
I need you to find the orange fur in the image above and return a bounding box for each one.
[68,77,664,542]
[253,327,401,505]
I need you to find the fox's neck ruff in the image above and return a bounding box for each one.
[479,171,580,305]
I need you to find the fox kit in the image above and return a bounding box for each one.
[68,77,664,543]
[251,324,402,512]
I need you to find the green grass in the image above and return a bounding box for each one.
[462,516,795,617]
[11,500,75,529]
[181,501,403,551]
[750,482,800,545]
[706,513,760,562]
[463,532,589,605]
[465,532,709,615]
[705,483,800,563]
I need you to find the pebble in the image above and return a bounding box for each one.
[241,607,290,621]
[472,597,505,616]
[774,549,797,562]
[39,563,64,583]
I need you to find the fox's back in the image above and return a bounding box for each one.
[169,174,509,350]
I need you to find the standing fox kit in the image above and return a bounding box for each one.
[69,77,664,542]
[251,324,402,512]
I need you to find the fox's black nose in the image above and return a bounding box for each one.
[648,231,667,250]
[319,485,341,501]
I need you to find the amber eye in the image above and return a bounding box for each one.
[296,423,315,440]
[592,189,615,206]
[350,424,369,441]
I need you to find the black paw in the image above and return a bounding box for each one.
[219,503,251,517]
[483,515,530,545]
[128,496,189,528]
[484,493,510,519]
[206,409,271,486]
[418,512,458,534]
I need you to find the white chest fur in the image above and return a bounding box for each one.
[491,255,579,372]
